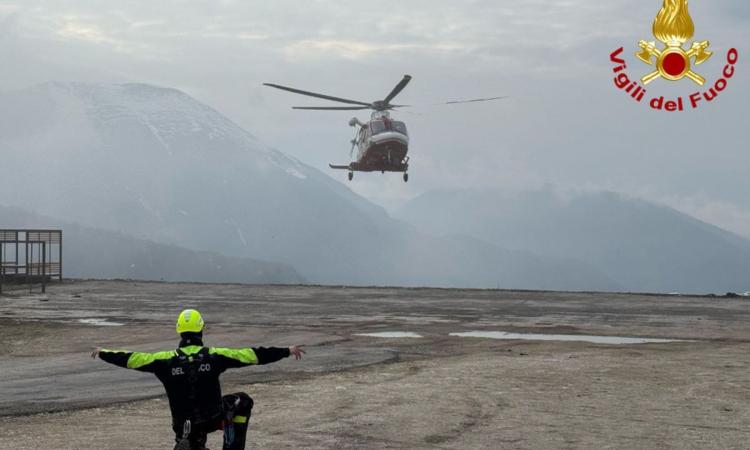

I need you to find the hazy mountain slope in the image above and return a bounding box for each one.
[396,189,750,293]
[0,205,303,284]
[0,82,617,290]
[0,82,390,281]
[381,232,620,290]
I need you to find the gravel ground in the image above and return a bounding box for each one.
[1,280,749,449]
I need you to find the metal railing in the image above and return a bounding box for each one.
[0,240,55,294]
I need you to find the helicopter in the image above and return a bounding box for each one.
[263,75,505,182]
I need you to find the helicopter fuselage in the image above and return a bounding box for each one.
[349,113,409,173]
[330,113,410,181]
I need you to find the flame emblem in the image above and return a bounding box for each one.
[636,0,712,85]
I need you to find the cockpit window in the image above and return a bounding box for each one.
[392,121,408,135]
[370,121,386,134]
[370,120,408,135]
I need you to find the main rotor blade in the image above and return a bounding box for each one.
[445,96,509,105]
[293,106,371,110]
[264,83,371,107]
[383,75,412,105]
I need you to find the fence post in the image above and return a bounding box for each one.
[1,242,4,295]
[42,242,46,294]
[59,230,63,282]
[26,239,30,292]
[28,242,33,294]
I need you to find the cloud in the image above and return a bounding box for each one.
[0,0,748,238]
[58,21,117,44]
[283,39,465,61]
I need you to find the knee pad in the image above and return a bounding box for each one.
[235,392,254,414]
[225,392,253,416]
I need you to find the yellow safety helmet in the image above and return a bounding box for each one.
[176,309,205,334]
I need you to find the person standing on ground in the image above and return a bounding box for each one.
[91,308,305,450]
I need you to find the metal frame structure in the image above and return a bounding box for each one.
[0,229,62,294]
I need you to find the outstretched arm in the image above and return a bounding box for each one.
[91,346,173,372]
[253,345,305,364]
[211,345,306,369]
[92,346,130,368]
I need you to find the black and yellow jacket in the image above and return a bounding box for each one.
[99,336,290,425]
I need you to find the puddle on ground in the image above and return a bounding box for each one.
[449,331,684,344]
[78,318,124,327]
[354,332,423,338]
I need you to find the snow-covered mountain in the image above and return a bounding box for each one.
[396,189,750,293]
[0,82,617,290]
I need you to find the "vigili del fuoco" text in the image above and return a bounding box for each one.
[609,47,739,111]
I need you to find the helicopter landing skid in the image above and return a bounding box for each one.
[330,163,408,182]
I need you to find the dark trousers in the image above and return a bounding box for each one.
[173,392,254,450]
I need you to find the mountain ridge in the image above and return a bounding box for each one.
[396,188,750,293]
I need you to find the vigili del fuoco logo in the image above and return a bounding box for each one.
[610,0,738,111]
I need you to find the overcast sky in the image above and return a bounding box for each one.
[1,0,748,236]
